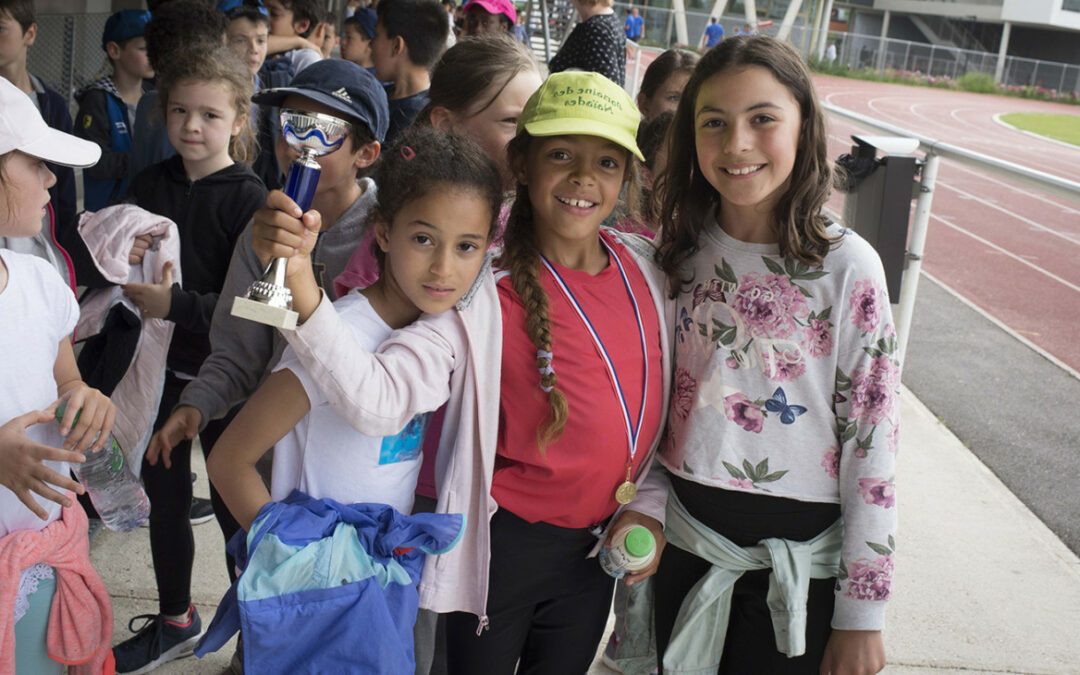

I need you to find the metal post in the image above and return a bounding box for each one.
[994,21,1010,84]
[876,10,890,73]
[903,41,910,73]
[62,15,76,103]
[895,152,940,366]
[664,8,673,47]
[672,0,688,46]
[928,45,935,76]
[808,0,824,60]
[1030,59,1039,87]
[539,0,551,63]
[816,0,835,61]
[1058,65,1067,95]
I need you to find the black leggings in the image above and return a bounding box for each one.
[444,509,615,675]
[141,372,240,616]
[654,476,841,674]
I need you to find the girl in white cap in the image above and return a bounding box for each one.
[0,76,116,674]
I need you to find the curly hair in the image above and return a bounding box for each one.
[158,45,256,164]
[145,1,228,73]
[370,126,503,266]
[654,35,836,297]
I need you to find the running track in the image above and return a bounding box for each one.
[813,75,1080,373]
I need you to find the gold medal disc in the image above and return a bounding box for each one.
[615,481,638,505]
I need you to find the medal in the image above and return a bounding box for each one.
[615,482,638,505]
[541,237,650,508]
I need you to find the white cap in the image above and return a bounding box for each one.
[0,77,101,168]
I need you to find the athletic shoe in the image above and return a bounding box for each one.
[602,631,623,672]
[190,496,215,525]
[113,605,204,674]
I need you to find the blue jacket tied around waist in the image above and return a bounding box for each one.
[195,491,464,674]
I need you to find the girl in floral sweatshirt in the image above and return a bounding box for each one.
[652,36,899,674]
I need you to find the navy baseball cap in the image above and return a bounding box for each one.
[217,0,270,18]
[252,60,390,143]
[102,10,151,49]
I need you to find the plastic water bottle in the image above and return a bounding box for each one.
[599,525,656,579]
[56,404,150,531]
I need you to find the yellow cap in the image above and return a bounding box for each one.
[517,71,644,162]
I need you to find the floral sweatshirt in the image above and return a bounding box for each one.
[662,220,899,631]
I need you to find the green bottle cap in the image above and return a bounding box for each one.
[623,526,655,558]
[54,402,80,425]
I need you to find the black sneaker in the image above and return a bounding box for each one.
[190,496,215,525]
[113,605,204,674]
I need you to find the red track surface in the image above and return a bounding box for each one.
[814,75,1080,372]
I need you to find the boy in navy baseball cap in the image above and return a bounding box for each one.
[154,62,390,586]
[74,8,154,211]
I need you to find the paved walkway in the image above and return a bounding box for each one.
[90,388,1080,674]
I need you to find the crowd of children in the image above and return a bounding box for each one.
[1,0,899,673]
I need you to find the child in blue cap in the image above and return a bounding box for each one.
[74,9,154,211]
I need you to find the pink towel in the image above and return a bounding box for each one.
[0,500,115,675]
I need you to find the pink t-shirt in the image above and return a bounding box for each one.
[492,232,664,529]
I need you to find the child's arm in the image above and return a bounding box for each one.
[250,191,461,436]
[0,410,86,519]
[249,189,324,322]
[53,338,116,452]
[206,369,310,530]
[266,34,322,58]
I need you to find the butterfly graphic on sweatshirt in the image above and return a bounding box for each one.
[764,387,808,424]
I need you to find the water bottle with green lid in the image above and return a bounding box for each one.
[599,524,657,579]
[56,403,150,531]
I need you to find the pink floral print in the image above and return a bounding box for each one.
[723,392,764,433]
[673,368,697,420]
[849,356,900,425]
[850,279,883,334]
[858,477,896,508]
[821,446,840,479]
[845,555,893,601]
[731,273,809,339]
[804,318,833,358]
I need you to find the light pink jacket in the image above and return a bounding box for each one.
[280,230,675,626]
[0,500,114,674]
[76,205,182,475]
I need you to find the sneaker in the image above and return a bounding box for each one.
[113,605,204,674]
[190,496,215,525]
[601,631,623,673]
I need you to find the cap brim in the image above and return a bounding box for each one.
[524,118,645,162]
[19,127,101,168]
[252,87,364,127]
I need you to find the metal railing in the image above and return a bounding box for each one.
[824,100,1080,364]
[606,3,1080,95]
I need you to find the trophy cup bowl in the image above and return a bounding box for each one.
[231,109,352,330]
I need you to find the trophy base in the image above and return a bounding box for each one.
[231,296,299,330]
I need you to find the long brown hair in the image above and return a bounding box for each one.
[654,35,835,296]
[498,132,640,450]
[417,33,537,123]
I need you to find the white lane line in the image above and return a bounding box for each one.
[943,160,1080,217]
[934,179,1080,246]
[931,212,1080,293]
[922,271,1080,382]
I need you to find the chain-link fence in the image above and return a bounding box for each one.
[609,2,1079,95]
[26,13,112,114]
